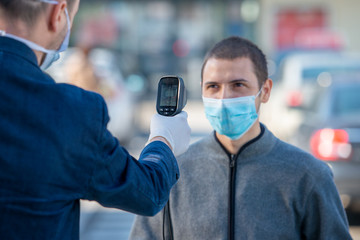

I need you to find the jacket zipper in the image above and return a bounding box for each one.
[213,127,265,240]
[228,154,236,240]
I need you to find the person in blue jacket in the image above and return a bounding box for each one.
[0,0,191,239]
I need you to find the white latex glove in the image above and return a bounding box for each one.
[148,111,191,156]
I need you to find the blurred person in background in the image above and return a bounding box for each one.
[130,36,351,240]
[0,0,191,239]
[63,46,115,98]
[63,47,102,94]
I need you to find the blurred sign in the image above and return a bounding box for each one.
[294,28,343,49]
[276,8,328,50]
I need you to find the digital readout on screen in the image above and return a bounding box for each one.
[160,83,178,107]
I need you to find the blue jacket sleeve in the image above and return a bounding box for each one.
[84,98,179,216]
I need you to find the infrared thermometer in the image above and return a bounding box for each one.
[156,76,187,116]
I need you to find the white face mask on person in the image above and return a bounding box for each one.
[202,88,262,140]
[0,0,70,70]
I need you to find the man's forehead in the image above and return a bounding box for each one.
[203,57,256,80]
[204,57,254,72]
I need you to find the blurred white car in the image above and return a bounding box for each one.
[48,47,136,145]
[263,51,360,141]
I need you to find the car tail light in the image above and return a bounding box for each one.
[310,129,352,161]
[286,90,303,107]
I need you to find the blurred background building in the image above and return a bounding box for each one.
[63,0,360,96]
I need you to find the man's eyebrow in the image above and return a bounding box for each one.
[229,79,248,83]
[203,79,249,85]
[203,81,219,85]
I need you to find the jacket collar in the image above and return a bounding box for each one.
[0,36,39,67]
[206,123,278,162]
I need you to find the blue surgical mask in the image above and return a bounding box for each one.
[0,0,70,70]
[203,88,262,140]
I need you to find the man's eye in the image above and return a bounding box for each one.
[207,84,218,89]
[234,82,244,87]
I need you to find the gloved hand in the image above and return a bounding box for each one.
[148,111,191,156]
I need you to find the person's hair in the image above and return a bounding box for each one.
[0,0,75,27]
[201,36,268,88]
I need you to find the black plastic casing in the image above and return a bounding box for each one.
[156,76,187,116]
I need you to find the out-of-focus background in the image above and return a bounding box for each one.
[47,0,360,239]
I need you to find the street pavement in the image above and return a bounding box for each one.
[80,201,135,240]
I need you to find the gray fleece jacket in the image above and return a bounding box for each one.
[130,124,352,240]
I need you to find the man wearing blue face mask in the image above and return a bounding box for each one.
[0,0,191,239]
[130,36,351,240]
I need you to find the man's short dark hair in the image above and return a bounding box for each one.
[201,36,268,88]
[0,0,75,27]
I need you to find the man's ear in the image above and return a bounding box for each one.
[48,1,67,32]
[260,78,273,103]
